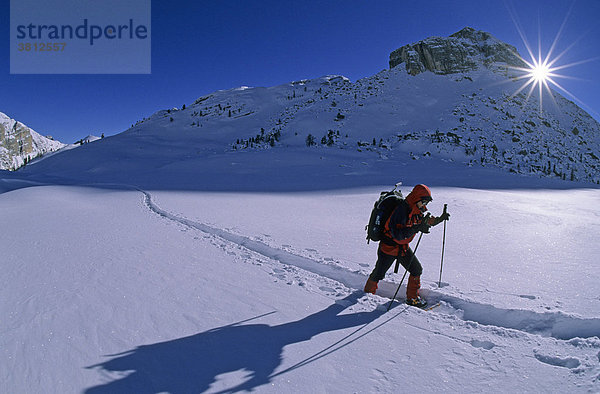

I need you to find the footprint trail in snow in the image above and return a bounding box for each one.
[142,190,600,343]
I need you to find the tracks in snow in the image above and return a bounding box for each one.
[141,190,368,292]
[141,190,600,342]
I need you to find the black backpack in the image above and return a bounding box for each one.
[366,183,404,243]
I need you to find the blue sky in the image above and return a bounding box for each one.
[1,0,599,143]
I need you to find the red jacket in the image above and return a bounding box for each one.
[380,184,432,256]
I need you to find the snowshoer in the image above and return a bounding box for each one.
[364,184,450,307]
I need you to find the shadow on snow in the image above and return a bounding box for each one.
[84,291,398,393]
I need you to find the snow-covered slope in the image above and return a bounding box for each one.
[0,111,65,171]
[19,30,600,186]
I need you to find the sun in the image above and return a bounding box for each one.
[503,1,594,115]
[508,54,563,113]
[530,61,551,83]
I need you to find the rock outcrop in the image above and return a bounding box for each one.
[0,112,65,170]
[389,27,528,75]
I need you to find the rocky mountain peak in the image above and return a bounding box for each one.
[449,26,492,41]
[0,111,65,170]
[389,27,528,75]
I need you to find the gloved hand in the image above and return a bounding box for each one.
[413,218,431,234]
[431,210,450,226]
[438,211,450,222]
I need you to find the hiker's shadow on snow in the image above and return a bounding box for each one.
[85,291,388,393]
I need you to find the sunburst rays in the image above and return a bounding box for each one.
[504,1,597,116]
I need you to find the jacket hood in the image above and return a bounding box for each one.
[406,184,432,211]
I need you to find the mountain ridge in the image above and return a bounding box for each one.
[16,27,600,186]
[0,111,65,171]
[389,27,528,75]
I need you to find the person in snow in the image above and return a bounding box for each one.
[364,184,450,307]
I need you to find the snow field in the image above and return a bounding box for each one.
[1,184,599,393]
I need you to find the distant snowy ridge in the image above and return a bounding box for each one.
[125,27,600,184]
[0,111,65,170]
[81,135,101,144]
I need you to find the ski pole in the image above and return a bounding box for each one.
[438,204,448,288]
[387,232,423,311]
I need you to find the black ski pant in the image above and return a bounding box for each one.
[369,246,423,282]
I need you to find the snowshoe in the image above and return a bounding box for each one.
[406,296,428,308]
